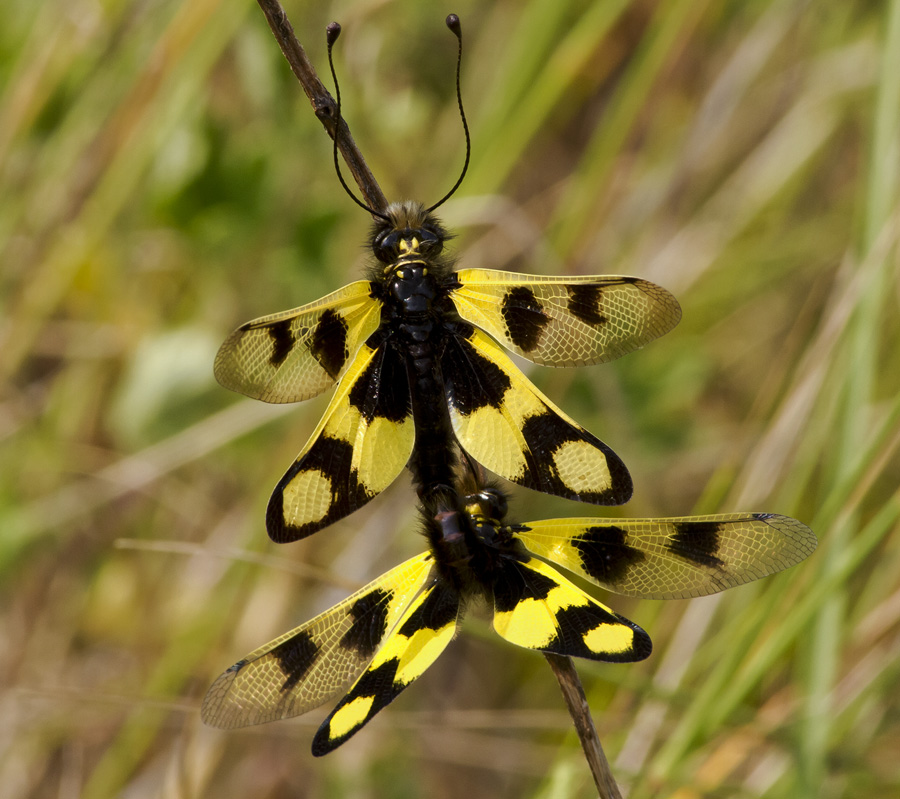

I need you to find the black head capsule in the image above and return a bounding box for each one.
[371,202,449,263]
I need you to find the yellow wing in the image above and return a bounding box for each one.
[266,343,414,542]
[312,580,460,756]
[444,326,632,506]
[201,552,435,730]
[491,556,651,662]
[214,280,381,403]
[451,269,681,367]
[514,513,817,599]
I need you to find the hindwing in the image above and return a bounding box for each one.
[267,343,415,542]
[200,552,435,729]
[444,326,632,505]
[491,556,651,662]
[514,513,817,599]
[312,579,461,756]
[215,281,381,403]
[451,269,681,367]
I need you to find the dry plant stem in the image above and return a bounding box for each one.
[255,0,388,212]
[545,653,624,799]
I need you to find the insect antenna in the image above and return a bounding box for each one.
[425,14,471,213]
[326,23,390,221]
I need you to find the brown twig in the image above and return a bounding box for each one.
[254,0,388,213]
[544,653,624,799]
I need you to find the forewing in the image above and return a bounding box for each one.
[514,513,817,599]
[201,552,435,729]
[215,281,381,403]
[312,580,461,756]
[444,326,632,505]
[267,343,414,542]
[492,556,651,662]
[451,269,681,367]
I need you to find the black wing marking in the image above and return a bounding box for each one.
[451,269,681,366]
[266,342,414,542]
[491,555,651,662]
[444,326,632,505]
[215,281,381,404]
[514,513,817,599]
[311,579,461,756]
[201,552,435,729]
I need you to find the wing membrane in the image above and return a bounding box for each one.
[514,513,817,599]
[312,580,460,756]
[444,327,631,505]
[201,552,435,729]
[215,281,381,403]
[267,343,414,542]
[452,269,681,367]
[492,556,651,662]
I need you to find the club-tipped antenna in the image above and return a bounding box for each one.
[425,14,471,214]
[327,17,469,219]
[326,23,390,221]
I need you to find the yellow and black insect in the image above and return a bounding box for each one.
[201,477,816,755]
[214,17,682,543]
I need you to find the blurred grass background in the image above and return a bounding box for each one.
[2,0,899,796]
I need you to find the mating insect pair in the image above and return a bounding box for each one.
[201,476,816,755]
[201,14,816,756]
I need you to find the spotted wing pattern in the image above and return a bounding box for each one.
[491,556,651,662]
[312,579,460,756]
[201,552,434,729]
[214,281,381,404]
[266,343,415,542]
[444,326,632,505]
[514,513,818,599]
[451,269,681,367]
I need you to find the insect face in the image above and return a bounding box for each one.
[372,202,446,263]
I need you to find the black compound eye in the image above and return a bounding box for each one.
[373,231,399,263]
[466,489,508,522]
[482,490,508,521]
[418,228,443,255]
